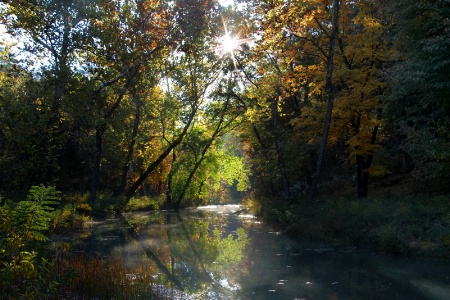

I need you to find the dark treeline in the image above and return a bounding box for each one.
[0,0,449,210]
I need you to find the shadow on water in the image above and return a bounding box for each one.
[55,205,450,299]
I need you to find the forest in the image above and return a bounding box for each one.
[1,0,449,207]
[0,0,450,297]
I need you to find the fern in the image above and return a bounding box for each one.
[13,185,61,242]
[1,185,64,299]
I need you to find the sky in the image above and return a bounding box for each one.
[219,0,235,6]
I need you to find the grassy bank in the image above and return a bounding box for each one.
[256,193,450,258]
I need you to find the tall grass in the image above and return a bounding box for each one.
[58,254,160,299]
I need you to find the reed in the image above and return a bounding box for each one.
[58,253,160,299]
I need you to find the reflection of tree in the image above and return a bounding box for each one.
[118,214,184,291]
[172,215,248,298]
[118,210,250,297]
[175,213,214,280]
[212,227,247,266]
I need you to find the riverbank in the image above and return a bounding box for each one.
[256,193,450,258]
[117,181,450,259]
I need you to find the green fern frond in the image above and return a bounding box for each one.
[12,185,61,242]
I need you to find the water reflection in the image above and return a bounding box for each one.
[56,205,450,299]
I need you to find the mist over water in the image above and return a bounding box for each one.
[57,205,450,299]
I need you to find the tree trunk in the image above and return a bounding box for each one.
[307,0,340,203]
[115,95,142,196]
[172,99,230,209]
[356,122,379,198]
[90,124,105,204]
[271,93,290,196]
[356,155,369,198]
[125,103,199,199]
[89,66,140,203]
[173,154,207,209]
[165,150,177,207]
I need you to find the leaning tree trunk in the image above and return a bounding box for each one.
[124,102,198,199]
[307,0,340,203]
[172,99,230,209]
[89,66,140,203]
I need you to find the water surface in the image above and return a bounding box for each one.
[57,205,450,299]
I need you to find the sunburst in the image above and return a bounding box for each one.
[211,18,249,69]
[218,33,241,55]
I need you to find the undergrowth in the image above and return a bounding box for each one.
[59,254,158,299]
[124,194,166,212]
[0,185,76,299]
[260,194,450,258]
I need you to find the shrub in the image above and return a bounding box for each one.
[124,194,166,212]
[0,185,74,299]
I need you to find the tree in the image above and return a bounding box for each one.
[1,0,97,183]
[123,51,212,200]
[243,0,393,200]
[307,0,340,202]
[166,88,245,208]
[322,0,391,198]
[382,0,450,181]
[121,1,249,201]
[242,0,342,200]
[86,0,174,202]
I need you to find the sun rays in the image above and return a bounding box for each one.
[211,18,250,70]
[219,33,241,54]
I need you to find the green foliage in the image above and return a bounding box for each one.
[0,185,69,299]
[383,0,450,180]
[12,185,60,242]
[168,133,250,207]
[90,192,123,218]
[47,193,93,231]
[124,194,166,212]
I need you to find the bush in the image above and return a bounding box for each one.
[124,194,166,212]
[0,185,74,299]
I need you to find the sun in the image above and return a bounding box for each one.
[213,32,242,57]
[210,17,252,70]
[211,17,245,58]
[220,33,240,54]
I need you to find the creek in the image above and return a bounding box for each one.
[55,205,450,299]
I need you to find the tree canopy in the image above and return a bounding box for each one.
[0,0,448,209]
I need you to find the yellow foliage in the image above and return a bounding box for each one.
[365,165,391,177]
[78,203,92,212]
